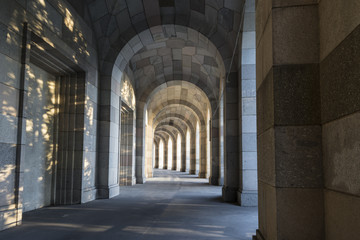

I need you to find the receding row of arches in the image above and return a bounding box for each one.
[152,117,207,175]
[0,0,257,233]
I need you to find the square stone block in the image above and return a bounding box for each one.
[242,79,256,97]
[242,133,257,152]
[242,151,257,170]
[27,0,63,35]
[273,5,319,65]
[274,125,323,188]
[242,49,256,65]
[258,182,277,240]
[324,190,360,240]
[277,188,324,240]
[0,54,21,89]
[0,83,18,117]
[242,31,256,49]
[323,112,360,196]
[257,128,275,186]
[242,169,258,190]
[319,0,360,61]
[242,97,256,115]
[242,115,256,133]
[256,0,272,46]
[242,64,256,80]
[273,64,320,126]
[0,114,17,144]
[320,24,360,123]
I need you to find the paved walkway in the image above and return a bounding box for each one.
[1,169,258,240]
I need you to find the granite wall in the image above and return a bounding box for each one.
[0,0,98,231]
[255,0,360,239]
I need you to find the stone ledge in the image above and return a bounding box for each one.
[253,229,265,240]
[209,176,219,185]
[96,184,120,199]
[198,172,207,178]
[237,191,258,206]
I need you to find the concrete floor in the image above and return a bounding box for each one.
[1,170,258,240]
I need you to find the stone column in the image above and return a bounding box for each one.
[319,1,360,238]
[189,132,196,174]
[135,105,146,183]
[199,125,207,178]
[238,0,258,206]
[172,137,177,170]
[222,72,239,202]
[154,141,159,169]
[209,111,219,185]
[163,138,168,170]
[255,1,323,239]
[218,95,225,185]
[180,137,186,172]
[97,75,120,197]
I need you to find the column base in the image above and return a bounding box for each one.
[198,172,206,178]
[97,184,119,199]
[253,230,265,240]
[218,177,224,186]
[82,186,97,203]
[222,186,237,202]
[180,168,186,172]
[209,176,219,185]
[237,190,258,206]
[136,177,146,184]
[120,177,137,186]
[189,170,196,175]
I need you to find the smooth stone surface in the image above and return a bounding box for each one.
[324,190,360,240]
[257,128,275,186]
[273,5,319,65]
[257,182,277,240]
[323,112,360,196]
[0,170,258,240]
[256,68,274,135]
[319,0,360,61]
[276,187,324,240]
[238,191,258,207]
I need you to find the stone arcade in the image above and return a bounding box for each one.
[0,0,359,239]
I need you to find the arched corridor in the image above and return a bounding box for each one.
[1,0,360,239]
[0,170,257,240]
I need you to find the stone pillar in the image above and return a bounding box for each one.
[185,129,191,173]
[199,125,207,178]
[97,75,120,198]
[238,0,258,206]
[209,111,219,185]
[154,141,159,168]
[163,138,168,170]
[218,95,225,185]
[189,132,196,174]
[135,104,146,183]
[180,137,186,172]
[319,1,360,238]
[222,72,239,202]
[172,137,177,170]
[255,1,323,239]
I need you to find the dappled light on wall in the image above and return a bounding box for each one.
[64,9,74,32]
[120,74,135,110]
